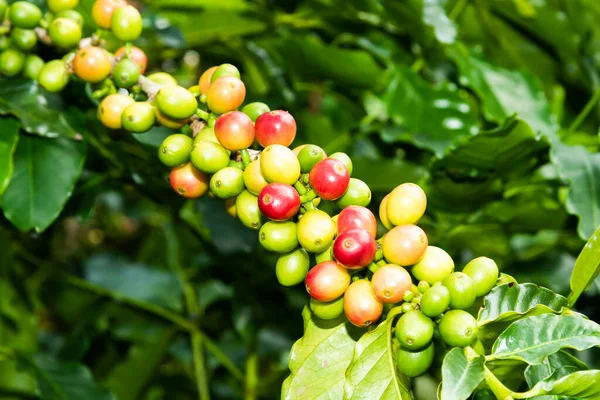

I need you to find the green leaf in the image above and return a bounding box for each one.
[375,66,479,157]
[0,118,19,196]
[1,134,86,233]
[104,328,174,400]
[422,0,457,44]
[568,225,600,306]
[352,157,428,192]
[440,348,485,400]
[490,314,600,364]
[525,350,588,390]
[0,79,80,139]
[84,254,183,311]
[281,306,357,400]
[197,279,233,311]
[27,354,115,400]
[522,370,600,399]
[448,44,557,136]
[344,319,412,399]
[477,283,568,339]
[550,142,600,240]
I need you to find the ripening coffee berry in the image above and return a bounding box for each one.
[332,228,376,269]
[206,76,246,114]
[242,102,270,122]
[438,310,478,348]
[112,58,141,88]
[379,193,394,230]
[55,9,84,26]
[336,178,371,208]
[386,183,427,226]
[254,110,297,147]
[38,60,69,92]
[158,134,193,167]
[193,126,220,145]
[336,205,377,238]
[73,47,112,83]
[260,145,301,185]
[411,246,455,285]
[148,72,177,86]
[259,221,299,253]
[0,49,25,77]
[310,296,344,320]
[395,311,434,350]
[211,63,240,82]
[396,342,434,378]
[92,0,127,29]
[9,2,42,29]
[48,18,82,49]
[209,166,245,199]
[98,94,134,130]
[198,66,217,94]
[115,46,148,74]
[297,144,326,173]
[309,158,350,201]
[48,0,79,13]
[0,0,6,21]
[276,248,309,287]
[462,257,499,297]
[315,244,333,263]
[155,85,198,120]
[443,272,476,310]
[236,190,264,230]
[243,160,268,195]
[297,210,336,253]
[190,141,230,174]
[169,163,209,199]
[23,55,44,80]
[329,152,353,175]
[10,28,37,52]
[122,102,155,133]
[111,5,143,42]
[305,261,350,302]
[154,107,188,129]
[344,280,383,327]
[214,111,255,151]
[371,264,412,303]
[258,183,301,221]
[381,224,428,266]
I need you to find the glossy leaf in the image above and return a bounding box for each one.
[0,118,19,196]
[0,79,80,139]
[522,370,600,399]
[84,254,183,311]
[490,314,600,364]
[477,283,568,339]
[1,134,86,233]
[374,66,479,157]
[568,225,600,306]
[440,348,485,400]
[525,350,588,389]
[448,44,557,136]
[344,320,412,399]
[352,158,428,192]
[550,142,600,241]
[281,306,356,400]
[422,0,457,44]
[27,355,115,400]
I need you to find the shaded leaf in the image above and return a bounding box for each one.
[525,350,588,390]
[197,279,233,311]
[524,370,600,399]
[352,158,428,192]
[1,134,86,233]
[440,348,485,400]
[281,306,356,400]
[375,66,479,157]
[490,314,600,364]
[0,118,19,196]
[477,283,568,339]
[344,320,411,399]
[84,254,183,311]
[568,225,600,306]
[0,79,80,139]
[550,142,600,240]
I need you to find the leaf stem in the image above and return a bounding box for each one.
[483,365,514,400]
[162,223,211,400]
[567,87,600,134]
[244,340,259,400]
[386,307,404,398]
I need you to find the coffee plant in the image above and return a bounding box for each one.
[1,0,600,399]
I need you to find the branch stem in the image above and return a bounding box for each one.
[567,87,600,134]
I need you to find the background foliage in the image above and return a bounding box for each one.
[1,0,600,398]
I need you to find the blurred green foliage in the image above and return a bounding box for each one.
[1,0,600,398]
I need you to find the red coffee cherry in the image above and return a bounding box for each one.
[258,183,301,221]
[337,205,377,238]
[304,261,350,302]
[214,111,255,151]
[254,110,296,147]
[332,228,377,269]
[309,158,350,201]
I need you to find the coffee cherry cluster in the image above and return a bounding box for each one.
[159,64,502,378]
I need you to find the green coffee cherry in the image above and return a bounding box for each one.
[211,63,240,82]
[10,28,37,52]
[0,48,26,77]
[111,5,143,42]
[158,134,193,167]
[122,102,156,133]
[37,60,70,92]
[55,9,84,26]
[48,0,79,13]
[23,54,44,80]
[242,102,270,122]
[112,58,140,88]
[49,17,82,49]
[9,2,42,29]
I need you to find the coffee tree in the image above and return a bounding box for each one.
[1,0,600,399]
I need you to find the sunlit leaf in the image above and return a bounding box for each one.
[0,118,19,196]
[440,348,485,400]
